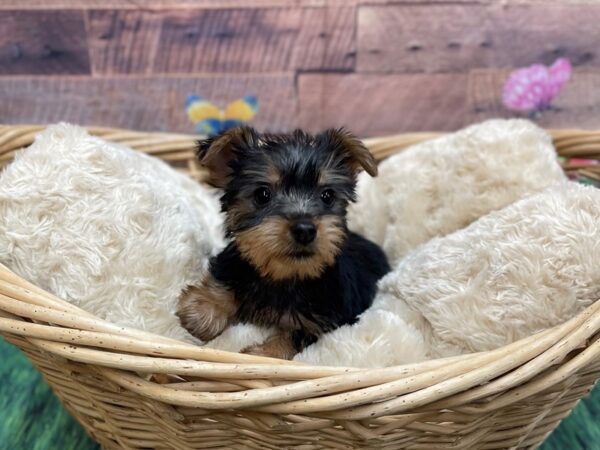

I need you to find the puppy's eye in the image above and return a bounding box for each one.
[320,188,336,206]
[253,186,272,206]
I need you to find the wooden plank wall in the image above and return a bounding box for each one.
[1,0,599,136]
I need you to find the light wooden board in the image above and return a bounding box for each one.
[467,69,600,128]
[0,75,297,132]
[298,73,468,136]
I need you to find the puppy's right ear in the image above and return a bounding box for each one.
[196,126,258,188]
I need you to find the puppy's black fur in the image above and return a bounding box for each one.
[211,231,390,351]
[179,126,390,358]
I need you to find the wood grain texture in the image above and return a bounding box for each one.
[0,76,296,133]
[153,6,355,73]
[298,73,468,136]
[0,1,367,9]
[0,10,90,75]
[3,0,595,9]
[467,69,600,129]
[358,4,600,73]
[87,10,162,75]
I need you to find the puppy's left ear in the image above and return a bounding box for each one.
[320,128,378,177]
[196,126,259,187]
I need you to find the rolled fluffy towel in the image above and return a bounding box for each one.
[348,119,566,264]
[0,123,225,342]
[295,296,429,367]
[298,182,600,366]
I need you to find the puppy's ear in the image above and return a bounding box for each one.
[196,126,259,187]
[319,128,378,177]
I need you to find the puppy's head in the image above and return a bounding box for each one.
[197,126,377,280]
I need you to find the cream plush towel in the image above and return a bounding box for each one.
[298,183,600,367]
[0,123,225,342]
[348,119,566,264]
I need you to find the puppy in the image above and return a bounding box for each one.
[177,126,390,359]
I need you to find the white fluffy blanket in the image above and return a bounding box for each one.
[1,120,597,368]
[0,124,223,342]
[298,182,600,366]
[348,119,565,264]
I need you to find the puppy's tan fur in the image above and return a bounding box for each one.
[176,275,237,341]
[236,216,346,280]
[241,331,297,360]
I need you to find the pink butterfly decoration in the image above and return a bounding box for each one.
[502,58,572,113]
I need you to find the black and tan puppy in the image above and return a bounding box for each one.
[177,126,390,359]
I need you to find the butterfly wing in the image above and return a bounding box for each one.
[186,95,224,136]
[186,95,222,124]
[196,118,228,135]
[224,95,259,124]
[503,58,571,112]
[548,58,572,98]
[502,64,549,112]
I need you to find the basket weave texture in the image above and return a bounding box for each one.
[1,124,600,450]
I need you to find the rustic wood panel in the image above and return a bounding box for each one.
[2,1,600,136]
[0,76,296,132]
[0,10,90,75]
[153,6,355,73]
[467,69,600,129]
[298,73,468,136]
[2,1,593,10]
[0,0,362,9]
[358,4,600,73]
[87,10,162,74]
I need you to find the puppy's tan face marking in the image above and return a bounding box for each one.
[266,161,281,185]
[236,215,345,280]
[176,275,237,341]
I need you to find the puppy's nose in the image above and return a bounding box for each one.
[291,221,317,245]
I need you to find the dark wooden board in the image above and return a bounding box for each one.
[0,1,391,10]
[298,73,468,136]
[153,6,356,73]
[0,75,296,133]
[0,10,90,75]
[87,10,162,75]
[358,4,600,73]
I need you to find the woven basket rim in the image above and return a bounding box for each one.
[1,123,599,420]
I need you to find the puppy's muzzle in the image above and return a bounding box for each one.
[291,220,317,245]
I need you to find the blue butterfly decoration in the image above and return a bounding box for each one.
[185,95,259,136]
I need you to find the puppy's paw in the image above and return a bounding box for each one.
[240,343,272,357]
[240,333,297,360]
[177,280,237,342]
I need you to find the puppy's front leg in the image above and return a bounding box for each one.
[177,274,237,342]
[241,330,317,360]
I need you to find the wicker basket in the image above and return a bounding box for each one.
[1,124,600,450]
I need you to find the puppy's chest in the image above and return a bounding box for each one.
[233,276,342,331]
[211,243,353,332]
